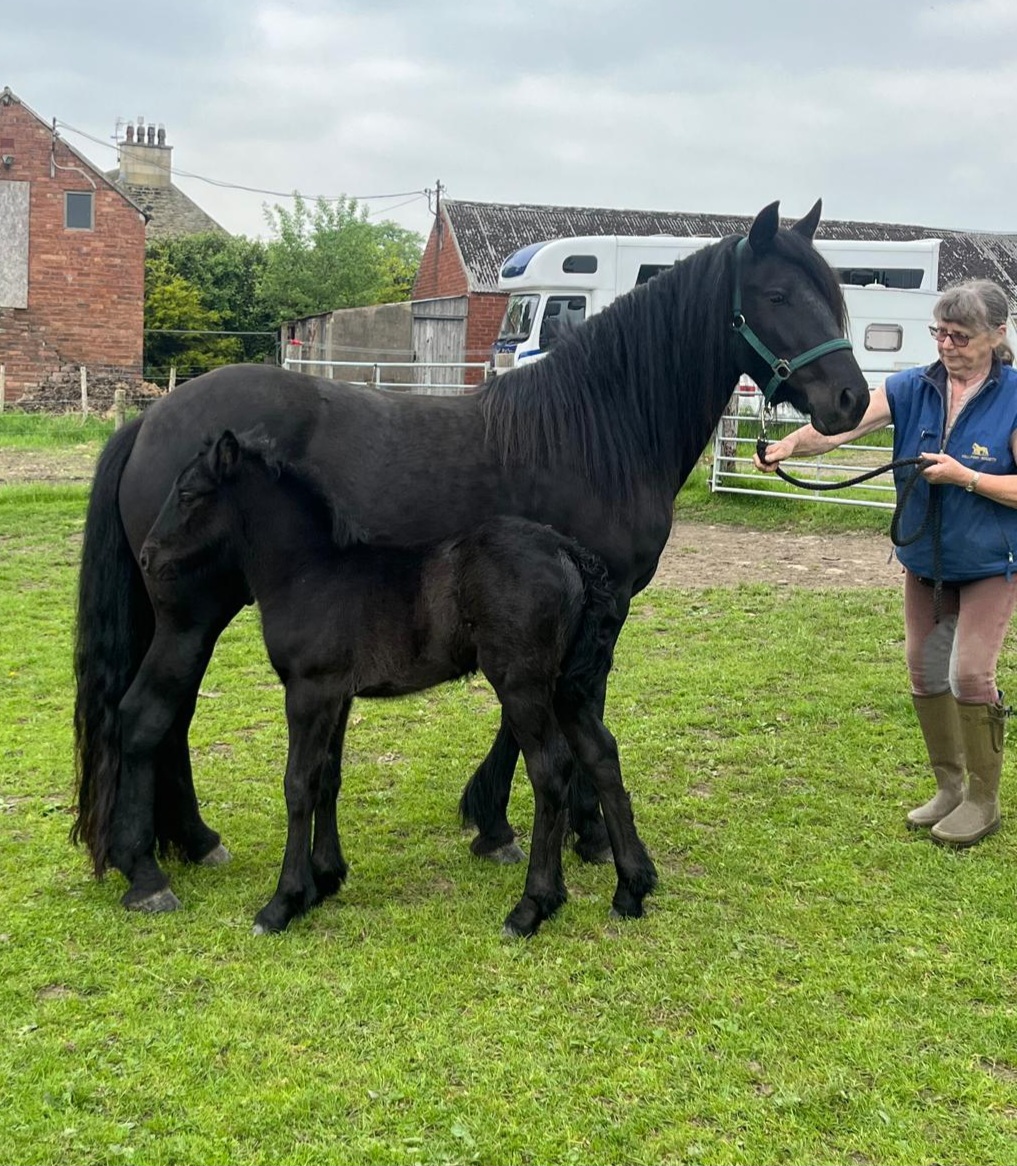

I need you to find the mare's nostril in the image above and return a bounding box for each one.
[139,547,150,573]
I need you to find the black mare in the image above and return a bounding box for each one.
[137,429,657,935]
[73,200,870,917]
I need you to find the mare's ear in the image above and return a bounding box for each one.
[211,430,241,481]
[791,198,823,241]
[747,201,780,254]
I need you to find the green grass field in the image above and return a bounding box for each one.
[3,421,1017,1165]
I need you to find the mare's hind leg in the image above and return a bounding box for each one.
[559,702,657,920]
[253,676,345,934]
[113,622,221,912]
[309,699,352,900]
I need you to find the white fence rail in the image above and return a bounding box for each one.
[282,357,490,396]
[710,388,897,510]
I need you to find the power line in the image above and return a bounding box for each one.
[55,119,432,211]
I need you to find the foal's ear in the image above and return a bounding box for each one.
[210,430,242,481]
[791,198,823,241]
[747,201,780,254]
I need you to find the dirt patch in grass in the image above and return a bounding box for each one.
[0,446,899,589]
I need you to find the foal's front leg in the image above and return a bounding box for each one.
[309,699,352,899]
[253,676,345,934]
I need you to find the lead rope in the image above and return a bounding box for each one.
[755,425,945,620]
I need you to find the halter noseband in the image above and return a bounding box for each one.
[730,235,853,402]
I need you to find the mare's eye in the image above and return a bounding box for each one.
[768,291,787,305]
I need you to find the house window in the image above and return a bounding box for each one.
[65,191,93,230]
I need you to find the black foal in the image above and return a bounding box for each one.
[137,430,657,936]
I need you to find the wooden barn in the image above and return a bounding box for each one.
[409,197,1017,381]
[0,87,148,406]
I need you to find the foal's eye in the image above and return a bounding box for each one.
[767,291,787,305]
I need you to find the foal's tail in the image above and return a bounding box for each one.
[71,418,150,875]
[557,541,619,706]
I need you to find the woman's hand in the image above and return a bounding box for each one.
[753,436,797,473]
[919,452,973,487]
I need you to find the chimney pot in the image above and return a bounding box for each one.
[147,124,155,145]
[125,124,134,143]
[157,125,165,146]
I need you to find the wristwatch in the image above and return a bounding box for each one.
[965,472,981,493]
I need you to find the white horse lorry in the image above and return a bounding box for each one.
[491,233,949,508]
[492,233,943,380]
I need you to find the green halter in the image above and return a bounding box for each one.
[730,236,853,402]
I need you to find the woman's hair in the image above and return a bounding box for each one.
[935,279,1011,334]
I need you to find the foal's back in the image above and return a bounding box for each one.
[266,517,591,701]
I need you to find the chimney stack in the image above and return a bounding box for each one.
[118,116,172,188]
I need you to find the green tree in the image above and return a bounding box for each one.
[145,233,274,363]
[143,254,245,384]
[261,194,423,322]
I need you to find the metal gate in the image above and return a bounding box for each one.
[710,386,898,509]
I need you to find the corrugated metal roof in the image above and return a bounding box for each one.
[444,199,1017,303]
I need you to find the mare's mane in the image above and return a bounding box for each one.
[479,230,846,499]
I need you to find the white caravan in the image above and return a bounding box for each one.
[492,233,944,386]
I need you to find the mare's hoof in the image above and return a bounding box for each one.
[123,887,182,914]
[575,843,614,865]
[488,841,527,865]
[501,921,531,940]
[200,843,232,867]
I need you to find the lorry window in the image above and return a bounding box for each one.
[562,254,598,274]
[835,267,924,290]
[498,294,540,342]
[636,263,672,285]
[539,296,588,350]
[864,323,904,352]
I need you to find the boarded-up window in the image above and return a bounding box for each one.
[0,180,29,309]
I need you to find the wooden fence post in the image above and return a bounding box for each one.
[168,365,177,391]
[114,388,126,430]
[80,366,88,419]
[0,364,5,413]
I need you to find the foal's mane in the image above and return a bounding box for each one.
[228,432,366,548]
[479,230,845,500]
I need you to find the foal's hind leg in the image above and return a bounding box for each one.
[559,703,657,920]
[459,717,527,864]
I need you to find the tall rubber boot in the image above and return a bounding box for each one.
[931,701,1005,847]
[907,692,965,829]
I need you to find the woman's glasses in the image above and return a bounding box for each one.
[928,325,971,348]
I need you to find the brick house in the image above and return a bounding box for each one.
[0,86,148,406]
[411,198,1017,381]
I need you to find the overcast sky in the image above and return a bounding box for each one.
[8,0,1017,245]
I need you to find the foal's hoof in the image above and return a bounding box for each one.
[123,887,182,914]
[200,843,232,867]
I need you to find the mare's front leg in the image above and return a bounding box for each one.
[113,623,219,912]
[309,699,352,900]
[560,703,657,920]
[253,676,345,934]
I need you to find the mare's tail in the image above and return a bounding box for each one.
[71,418,151,875]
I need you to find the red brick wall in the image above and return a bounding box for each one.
[413,211,509,383]
[0,97,146,403]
